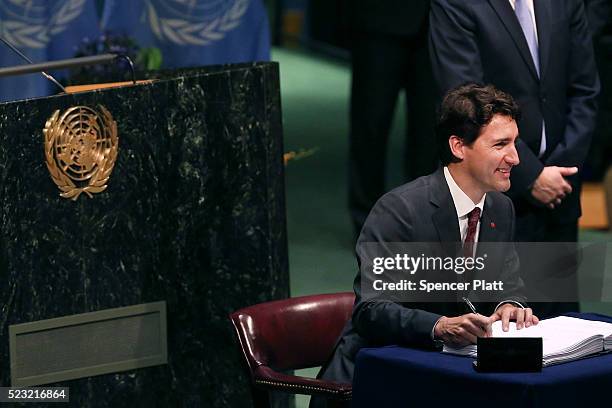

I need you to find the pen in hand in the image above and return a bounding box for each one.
[462,297,492,338]
[462,297,478,314]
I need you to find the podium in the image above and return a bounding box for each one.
[0,62,289,406]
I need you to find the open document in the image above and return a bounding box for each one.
[443,316,612,366]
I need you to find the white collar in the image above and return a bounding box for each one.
[443,167,486,219]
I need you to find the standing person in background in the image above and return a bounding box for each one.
[429,0,600,318]
[348,0,438,239]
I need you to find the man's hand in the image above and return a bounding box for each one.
[531,166,577,208]
[433,314,493,347]
[491,304,539,331]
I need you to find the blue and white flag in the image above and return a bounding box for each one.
[0,0,101,103]
[101,0,270,68]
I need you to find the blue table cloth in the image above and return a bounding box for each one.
[352,313,612,408]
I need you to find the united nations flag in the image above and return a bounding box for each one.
[0,0,101,102]
[100,0,270,67]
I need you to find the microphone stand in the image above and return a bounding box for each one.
[0,37,136,92]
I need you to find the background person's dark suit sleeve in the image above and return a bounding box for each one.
[428,0,599,198]
[545,0,599,169]
[428,0,485,90]
[585,0,612,179]
[585,0,612,38]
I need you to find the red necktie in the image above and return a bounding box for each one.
[463,207,481,257]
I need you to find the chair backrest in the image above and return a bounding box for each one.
[230,292,355,373]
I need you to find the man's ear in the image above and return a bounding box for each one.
[448,135,465,161]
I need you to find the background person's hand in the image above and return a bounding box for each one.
[531,166,577,208]
[433,313,493,346]
[490,304,539,331]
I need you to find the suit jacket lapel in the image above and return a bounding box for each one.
[488,0,540,80]
[430,169,461,256]
[534,0,551,78]
[478,196,499,244]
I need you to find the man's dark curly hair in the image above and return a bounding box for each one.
[437,83,521,165]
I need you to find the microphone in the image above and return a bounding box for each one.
[0,36,67,93]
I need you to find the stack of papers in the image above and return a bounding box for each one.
[443,316,612,367]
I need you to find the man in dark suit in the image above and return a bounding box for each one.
[348,0,438,237]
[429,0,600,316]
[311,84,538,407]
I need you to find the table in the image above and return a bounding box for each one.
[352,313,612,408]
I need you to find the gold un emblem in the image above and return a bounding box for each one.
[44,105,119,200]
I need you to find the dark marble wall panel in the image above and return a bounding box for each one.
[0,62,289,407]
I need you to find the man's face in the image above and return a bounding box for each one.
[461,114,520,193]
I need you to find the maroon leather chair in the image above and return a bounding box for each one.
[229,292,355,407]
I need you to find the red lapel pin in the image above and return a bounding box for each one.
[490,222,496,229]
